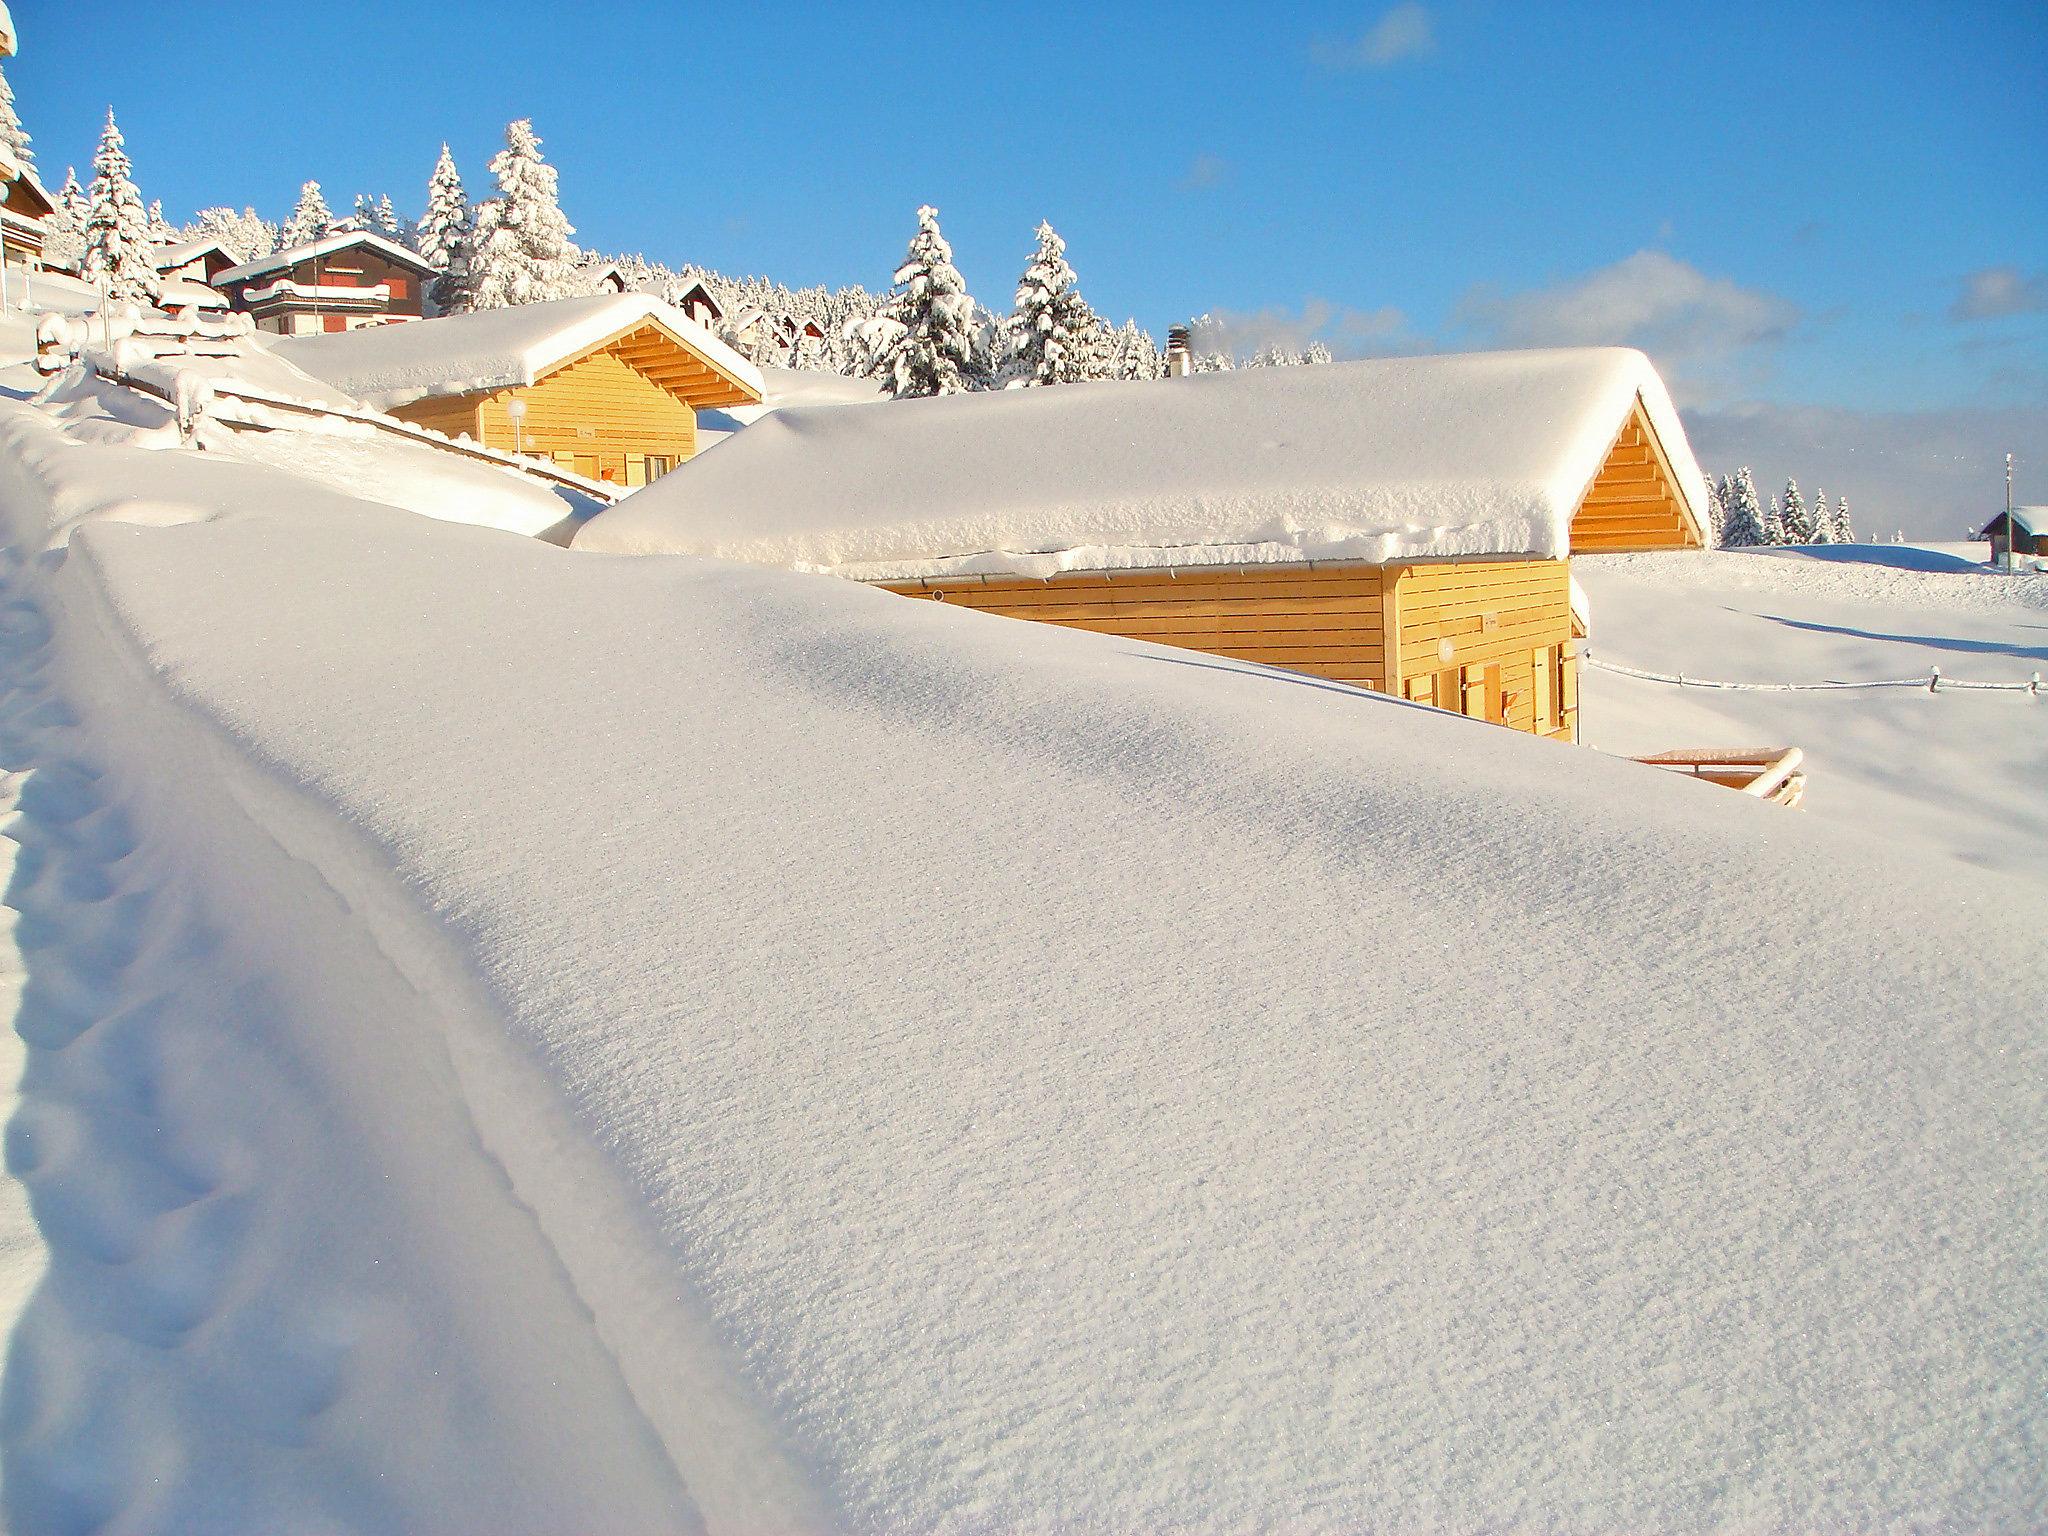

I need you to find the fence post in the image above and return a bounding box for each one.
[1928,667,1941,693]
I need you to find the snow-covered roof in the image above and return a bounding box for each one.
[160,276,231,310]
[154,235,235,270]
[1979,505,2045,539]
[214,230,439,286]
[579,347,1709,578]
[275,292,764,411]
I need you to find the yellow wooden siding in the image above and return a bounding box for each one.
[1387,559,1573,738]
[1569,400,1699,551]
[882,567,1390,689]
[472,346,697,484]
[390,394,480,441]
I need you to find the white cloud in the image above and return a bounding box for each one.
[1311,4,1435,69]
[1457,249,1800,403]
[1949,266,2048,322]
[1190,299,1418,359]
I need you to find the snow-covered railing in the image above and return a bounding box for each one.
[238,278,392,306]
[1632,747,1807,808]
[1587,655,2042,695]
[75,341,622,507]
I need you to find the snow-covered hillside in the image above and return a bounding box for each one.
[0,366,2041,1528]
[1578,544,2048,886]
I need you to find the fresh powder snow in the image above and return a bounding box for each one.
[0,355,2039,1529]
[575,346,1707,578]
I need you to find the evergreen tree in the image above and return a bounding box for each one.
[1763,492,1786,546]
[1113,319,1162,381]
[1719,467,1767,547]
[1009,221,1100,386]
[79,110,160,306]
[456,118,579,311]
[1809,486,1833,543]
[281,180,332,247]
[43,166,86,269]
[145,199,176,244]
[1701,472,1726,546]
[877,204,977,398]
[0,60,35,175]
[186,205,276,262]
[1302,340,1335,365]
[1832,494,1854,543]
[1780,478,1813,543]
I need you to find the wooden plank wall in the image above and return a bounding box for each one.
[1388,559,1574,738]
[474,345,698,479]
[391,394,480,441]
[1569,400,1698,552]
[883,567,1391,691]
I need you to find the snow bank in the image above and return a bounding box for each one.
[1577,545,2048,885]
[4,412,2040,1526]
[577,346,1709,578]
[276,292,764,411]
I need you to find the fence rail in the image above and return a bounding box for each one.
[1586,655,2041,695]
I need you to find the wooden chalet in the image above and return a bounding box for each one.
[1978,506,2047,560]
[154,235,240,287]
[0,158,51,272]
[277,292,764,486]
[581,347,1708,740]
[672,280,723,329]
[213,230,437,335]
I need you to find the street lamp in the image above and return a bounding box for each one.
[506,396,527,458]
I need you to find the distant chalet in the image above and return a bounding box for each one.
[213,231,438,335]
[278,292,764,487]
[1978,506,2047,560]
[580,347,1708,740]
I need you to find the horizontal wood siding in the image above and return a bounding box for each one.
[474,345,698,482]
[1389,558,1573,738]
[1569,400,1699,552]
[391,394,479,440]
[883,567,1391,690]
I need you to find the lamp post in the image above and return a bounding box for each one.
[506,396,527,458]
[2006,453,2016,574]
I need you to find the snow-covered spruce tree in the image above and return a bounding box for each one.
[1780,478,1813,543]
[1719,467,1767,547]
[1832,494,1854,543]
[416,145,471,272]
[878,204,977,398]
[1303,340,1335,365]
[186,205,276,262]
[42,166,86,269]
[146,199,176,245]
[1009,221,1101,386]
[1113,319,1162,381]
[0,60,36,176]
[1702,473,1726,546]
[281,180,332,247]
[79,110,160,306]
[459,118,579,311]
[1809,486,1833,543]
[1764,493,1786,546]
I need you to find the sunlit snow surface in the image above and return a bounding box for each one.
[0,371,2039,1529]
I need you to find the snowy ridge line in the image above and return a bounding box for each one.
[78,348,623,507]
[1586,654,2043,694]
[39,527,824,1531]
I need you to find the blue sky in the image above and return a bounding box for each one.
[15,1,2046,523]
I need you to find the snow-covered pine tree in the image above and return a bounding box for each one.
[79,110,160,306]
[1302,340,1335,365]
[1808,486,1833,543]
[877,204,977,398]
[1763,493,1786,546]
[0,60,36,176]
[416,145,471,274]
[458,118,579,311]
[185,206,276,262]
[1719,467,1767,547]
[281,180,332,248]
[42,166,86,269]
[1832,494,1854,543]
[145,199,176,245]
[1113,319,1162,381]
[1701,473,1726,546]
[1780,478,1812,543]
[1009,221,1102,386]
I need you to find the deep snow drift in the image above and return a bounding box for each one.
[1577,544,2048,886]
[0,383,2040,1528]
[576,346,1707,578]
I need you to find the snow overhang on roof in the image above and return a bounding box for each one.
[578,346,1711,580]
[215,230,440,287]
[273,291,765,412]
[1980,506,2046,539]
[155,236,235,270]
